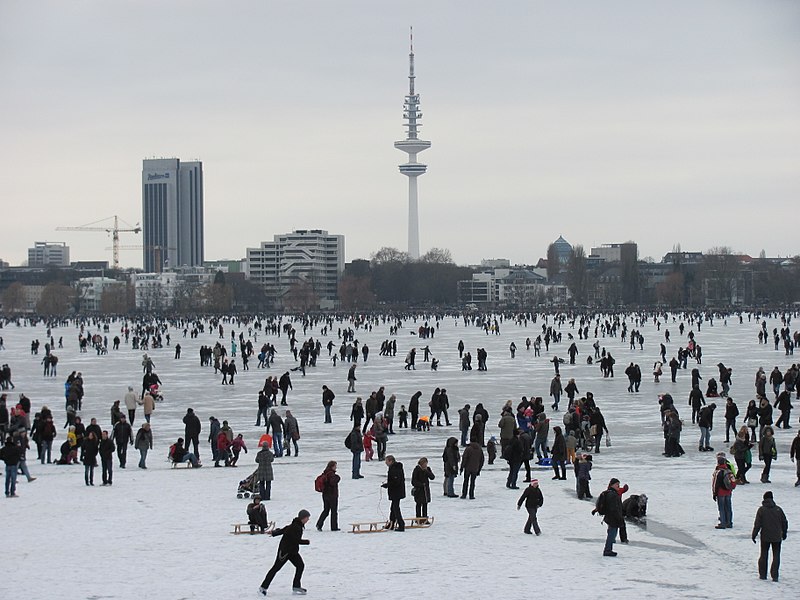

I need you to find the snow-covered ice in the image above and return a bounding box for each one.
[2,314,798,599]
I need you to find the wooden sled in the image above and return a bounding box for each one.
[349,516,434,534]
[232,521,275,535]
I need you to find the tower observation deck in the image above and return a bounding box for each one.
[394,27,431,261]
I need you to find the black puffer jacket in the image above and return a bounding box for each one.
[752,499,788,543]
[272,518,309,556]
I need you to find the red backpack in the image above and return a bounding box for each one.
[314,472,326,493]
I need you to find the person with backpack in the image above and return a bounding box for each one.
[345,424,364,479]
[315,461,340,532]
[593,478,624,556]
[516,478,544,535]
[712,455,737,529]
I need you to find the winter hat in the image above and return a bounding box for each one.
[298,509,311,520]
[530,479,539,485]
[763,491,773,500]
[717,456,727,465]
[609,478,620,487]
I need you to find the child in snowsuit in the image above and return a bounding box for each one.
[487,436,497,465]
[398,406,409,429]
[566,431,577,464]
[363,430,374,461]
[230,434,247,466]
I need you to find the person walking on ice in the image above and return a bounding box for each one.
[751,491,788,582]
[517,478,543,535]
[258,509,311,596]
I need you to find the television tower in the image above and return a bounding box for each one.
[394,27,431,261]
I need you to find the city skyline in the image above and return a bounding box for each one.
[1,1,798,267]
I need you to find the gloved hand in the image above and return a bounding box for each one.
[517,506,520,511]
[752,538,757,544]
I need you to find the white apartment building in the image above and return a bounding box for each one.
[246,229,344,306]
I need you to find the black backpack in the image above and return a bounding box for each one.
[344,432,352,450]
[595,490,610,516]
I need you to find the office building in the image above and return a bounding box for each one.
[28,242,70,267]
[142,158,204,272]
[246,229,344,306]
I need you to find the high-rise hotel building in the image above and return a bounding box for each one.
[142,158,204,272]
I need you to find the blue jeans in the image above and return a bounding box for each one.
[272,432,283,457]
[460,428,468,446]
[551,393,560,410]
[18,459,32,481]
[604,526,618,552]
[138,448,148,468]
[699,427,711,448]
[40,440,53,464]
[445,474,456,496]
[534,438,548,460]
[5,464,18,496]
[351,451,361,477]
[717,495,733,527]
[324,405,332,423]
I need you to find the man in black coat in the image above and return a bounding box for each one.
[183,408,202,459]
[259,509,311,595]
[278,372,293,405]
[751,491,789,582]
[599,478,624,556]
[111,415,133,468]
[382,455,406,531]
[517,478,544,535]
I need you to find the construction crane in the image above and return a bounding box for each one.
[57,215,141,269]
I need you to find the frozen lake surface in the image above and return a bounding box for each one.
[2,313,798,599]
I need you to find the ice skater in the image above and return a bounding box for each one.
[258,509,311,596]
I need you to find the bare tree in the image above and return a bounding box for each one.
[566,245,588,304]
[419,247,453,264]
[2,282,25,313]
[370,247,410,265]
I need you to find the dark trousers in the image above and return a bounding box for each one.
[461,473,477,498]
[128,409,135,425]
[761,456,773,481]
[735,456,751,482]
[725,419,737,442]
[524,506,541,534]
[316,496,338,530]
[117,444,128,467]
[101,456,113,484]
[389,498,404,530]
[552,460,566,479]
[186,434,199,458]
[775,410,791,429]
[758,541,781,580]
[415,500,429,518]
[261,552,304,590]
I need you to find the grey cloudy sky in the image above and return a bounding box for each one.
[1,0,798,268]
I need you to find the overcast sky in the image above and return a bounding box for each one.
[1,1,798,268]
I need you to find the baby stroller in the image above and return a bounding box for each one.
[237,469,258,499]
[149,384,164,402]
